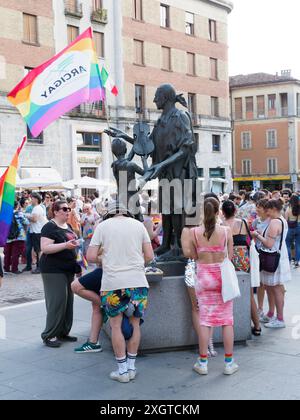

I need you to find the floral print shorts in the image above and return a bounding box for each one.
[101,287,149,319]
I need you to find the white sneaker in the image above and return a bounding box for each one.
[264,319,286,329]
[109,371,130,383]
[223,362,239,376]
[128,369,137,380]
[193,360,208,376]
[261,315,276,324]
[258,310,265,323]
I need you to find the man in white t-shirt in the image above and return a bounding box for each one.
[87,202,154,383]
[25,193,47,274]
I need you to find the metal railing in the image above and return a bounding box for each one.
[64,0,83,18]
[281,107,288,117]
[68,101,106,119]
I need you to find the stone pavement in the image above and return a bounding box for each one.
[0,270,300,400]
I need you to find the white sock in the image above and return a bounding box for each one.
[116,356,128,375]
[127,353,137,371]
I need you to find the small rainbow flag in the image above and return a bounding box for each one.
[0,136,27,247]
[7,28,104,138]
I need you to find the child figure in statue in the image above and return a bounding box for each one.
[111,138,145,221]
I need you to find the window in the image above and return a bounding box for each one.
[197,167,204,177]
[94,32,104,58]
[267,158,278,175]
[209,168,225,178]
[246,96,254,114]
[77,132,102,152]
[235,98,243,119]
[133,0,143,20]
[268,94,276,111]
[134,40,144,65]
[160,4,170,28]
[162,47,171,71]
[81,168,97,178]
[211,97,219,117]
[67,25,79,44]
[242,160,251,176]
[257,95,265,118]
[210,58,218,80]
[188,93,196,116]
[185,12,194,35]
[27,126,43,144]
[93,0,102,11]
[209,19,217,42]
[23,14,38,44]
[241,132,252,150]
[187,52,196,75]
[267,129,277,149]
[280,93,288,116]
[212,135,221,152]
[135,84,145,113]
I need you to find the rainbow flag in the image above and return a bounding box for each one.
[0,137,27,247]
[7,28,104,138]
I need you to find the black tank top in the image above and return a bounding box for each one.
[233,219,249,247]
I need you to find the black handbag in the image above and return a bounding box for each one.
[259,219,284,273]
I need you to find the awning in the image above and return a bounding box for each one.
[234,175,291,182]
[210,178,228,184]
[0,167,21,183]
[20,167,62,182]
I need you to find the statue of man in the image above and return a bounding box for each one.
[106,84,198,260]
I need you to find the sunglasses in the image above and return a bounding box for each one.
[59,207,71,213]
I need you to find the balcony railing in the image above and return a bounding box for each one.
[64,1,83,18]
[68,102,106,119]
[281,107,288,117]
[91,8,108,24]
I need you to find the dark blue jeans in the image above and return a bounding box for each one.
[25,232,33,270]
[286,224,300,262]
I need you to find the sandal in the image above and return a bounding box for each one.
[252,327,262,337]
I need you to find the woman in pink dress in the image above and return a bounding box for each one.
[182,197,239,376]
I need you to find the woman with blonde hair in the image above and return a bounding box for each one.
[182,197,239,376]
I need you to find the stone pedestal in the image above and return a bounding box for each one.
[104,272,252,353]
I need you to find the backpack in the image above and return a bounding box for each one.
[7,214,19,241]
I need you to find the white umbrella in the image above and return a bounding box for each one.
[67,176,116,189]
[16,177,67,190]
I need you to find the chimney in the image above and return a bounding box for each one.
[281,69,292,78]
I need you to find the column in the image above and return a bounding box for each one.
[100,132,113,180]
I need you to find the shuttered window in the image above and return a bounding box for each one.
[187,53,195,75]
[210,58,218,80]
[134,40,144,65]
[235,98,243,119]
[94,32,104,58]
[67,25,79,44]
[23,14,38,44]
[162,47,171,71]
[133,0,143,20]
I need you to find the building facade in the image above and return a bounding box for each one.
[230,72,300,192]
[0,0,233,195]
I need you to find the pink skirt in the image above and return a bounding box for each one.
[196,263,234,327]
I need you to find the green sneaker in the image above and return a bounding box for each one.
[74,341,103,354]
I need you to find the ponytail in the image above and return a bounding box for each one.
[175,94,188,108]
[203,198,219,241]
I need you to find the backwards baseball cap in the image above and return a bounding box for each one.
[103,201,134,221]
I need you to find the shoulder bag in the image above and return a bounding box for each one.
[221,228,241,303]
[259,218,284,273]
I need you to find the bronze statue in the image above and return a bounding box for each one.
[105,84,198,261]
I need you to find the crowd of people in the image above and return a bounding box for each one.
[0,186,298,383]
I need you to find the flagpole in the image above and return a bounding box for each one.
[18,135,27,154]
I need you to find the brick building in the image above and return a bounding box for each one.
[230,72,300,192]
[0,0,233,195]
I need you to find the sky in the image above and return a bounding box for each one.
[228,0,300,79]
